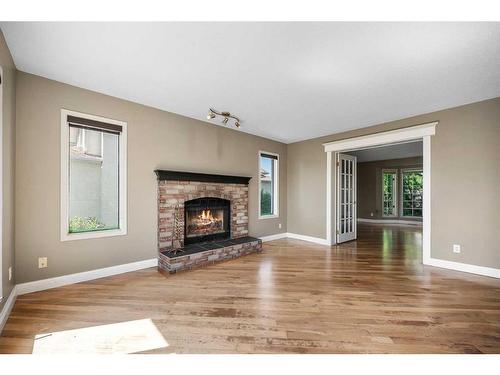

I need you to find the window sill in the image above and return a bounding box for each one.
[61,228,127,242]
[259,214,279,220]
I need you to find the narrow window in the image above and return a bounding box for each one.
[382,169,397,217]
[259,152,279,218]
[401,169,423,217]
[61,111,127,240]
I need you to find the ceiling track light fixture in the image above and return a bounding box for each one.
[206,108,241,128]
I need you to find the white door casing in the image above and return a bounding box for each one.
[336,153,357,243]
[323,122,436,262]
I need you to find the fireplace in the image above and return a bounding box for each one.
[156,170,262,274]
[184,197,230,245]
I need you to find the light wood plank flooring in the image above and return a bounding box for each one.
[1,224,499,353]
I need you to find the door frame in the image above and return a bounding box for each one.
[323,122,437,265]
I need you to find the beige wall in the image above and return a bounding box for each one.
[0,30,16,309]
[5,48,500,286]
[287,97,500,269]
[15,72,287,283]
[356,157,422,220]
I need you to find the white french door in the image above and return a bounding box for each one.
[336,153,357,243]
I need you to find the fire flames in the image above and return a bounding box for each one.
[186,208,224,238]
[199,209,215,222]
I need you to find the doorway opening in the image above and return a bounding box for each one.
[323,122,437,266]
[339,141,424,264]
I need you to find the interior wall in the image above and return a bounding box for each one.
[0,29,16,308]
[5,42,500,285]
[356,157,423,220]
[15,72,287,284]
[287,97,500,269]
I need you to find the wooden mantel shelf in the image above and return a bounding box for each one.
[154,170,252,185]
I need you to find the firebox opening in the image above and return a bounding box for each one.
[184,197,230,245]
[186,208,225,238]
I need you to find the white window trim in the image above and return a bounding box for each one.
[0,66,3,300]
[400,167,423,218]
[258,150,279,219]
[60,109,127,241]
[381,168,398,218]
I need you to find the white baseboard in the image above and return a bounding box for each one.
[260,232,330,245]
[16,258,158,295]
[0,286,17,334]
[259,233,288,242]
[425,257,500,279]
[286,232,330,245]
[357,218,422,226]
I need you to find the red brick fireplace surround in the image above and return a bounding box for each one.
[155,170,262,274]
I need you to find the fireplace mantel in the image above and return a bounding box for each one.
[155,170,251,185]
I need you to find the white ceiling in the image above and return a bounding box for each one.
[2,22,500,143]
[347,141,422,162]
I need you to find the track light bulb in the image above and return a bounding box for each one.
[206,108,240,129]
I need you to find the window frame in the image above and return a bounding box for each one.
[400,167,423,218]
[60,109,127,241]
[258,150,279,219]
[381,168,398,218]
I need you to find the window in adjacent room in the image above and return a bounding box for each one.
[61,110,127,241]
[382,169,397,217]
[401,169,423,217]
[259,151,279,218]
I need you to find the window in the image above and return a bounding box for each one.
[61,110,127,241]
[259,151,279,218]
[401,169,423,217]
[69,127,103,158]
[382,169,397,217]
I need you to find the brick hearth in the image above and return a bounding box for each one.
[158,236,262,274]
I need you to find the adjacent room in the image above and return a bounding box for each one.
[340,142,424,270]
[0,21,499,355]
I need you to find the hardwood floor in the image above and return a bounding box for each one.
[1,224,499,353]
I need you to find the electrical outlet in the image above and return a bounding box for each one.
[8,267,12,281]
[278,223,282,229]
[453,244,461,254]
[38,257,48,268]
[370,212,374,217]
